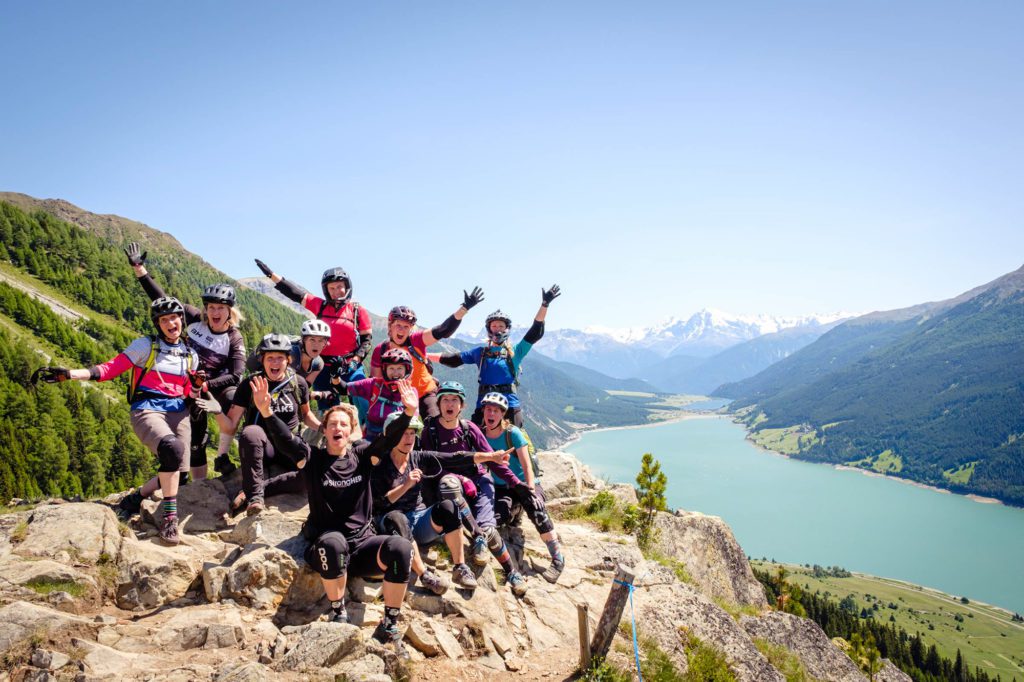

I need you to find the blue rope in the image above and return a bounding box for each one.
[615,579,643,682]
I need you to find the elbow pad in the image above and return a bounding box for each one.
[431,315,460,340]
[274,278,307,301]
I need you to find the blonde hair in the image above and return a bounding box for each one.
[202,305,244,329]
[322,403,363,444]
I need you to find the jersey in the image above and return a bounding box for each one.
[371,331,437,396]
[485,426,530,486]
[290,342,324,383]
[303,296,371,359]
[94,336,198,412]
[232,370,310,432]
[185,322,246,391]
[458,339,533,408]
[345,378,406,438]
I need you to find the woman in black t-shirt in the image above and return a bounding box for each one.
[256,377,419,655]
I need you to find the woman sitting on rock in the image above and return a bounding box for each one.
[254,376,420,656]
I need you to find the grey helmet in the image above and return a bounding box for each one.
[257,333,293,357]
[201,283,236,306]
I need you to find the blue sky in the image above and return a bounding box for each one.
[3,2,1023,330]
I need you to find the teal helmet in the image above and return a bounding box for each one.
[384,411,424,437]
[436,380,466,403]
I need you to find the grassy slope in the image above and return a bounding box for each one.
[753,561,1024,677]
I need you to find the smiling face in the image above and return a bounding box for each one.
[303,336,329,357]
[439,394,463,420]
[384,363,408,381]
[325,280,348,302]
[324,409,354,454]
[483,403,506,429]
[388,319,413,344]
[157,314,183,343]
[262,351,289,380]
[204,302,231,332]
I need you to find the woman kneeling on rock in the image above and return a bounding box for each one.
[253,375,419,656]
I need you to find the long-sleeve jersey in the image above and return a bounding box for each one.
[263,410,410,542]
[137,273,246,392]
[437,319,544,409]
[342,377,408,438]
[419,417,522,486]
[372,450,479,514]
[273,279,372,360]
[90,336,199,412]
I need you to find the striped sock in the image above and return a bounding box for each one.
[163,496,177,520]
[545,537,564,564]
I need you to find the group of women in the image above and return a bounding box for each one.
[33,245,564,654]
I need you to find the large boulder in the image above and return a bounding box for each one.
[204,545,299,609]
[115,536,210,610]
[652,510,767,608]
[632,563,784,682]
[0,601,94,654]
[149,605,247,651]
[275,622,364,671]
[14,503,124,563]
[1,558,98,592]
[537,451,597,499]
[224,506,307,559]
[141,479,232,533]
[740,611,865,682]
[875,660,913,682]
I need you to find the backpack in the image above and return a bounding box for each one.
[478,343,519,387]
[128,336,195,403]
[368,380,405,417]
[381,339,434,375]
[504,425,542,478]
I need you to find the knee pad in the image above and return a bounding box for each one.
[484,525,504,552]
[156,436,186,473]
[438,474,463,501]
[529,507,554,534]
[380,535,412,583]
[431,499,461,533]
[380,510,412,540]
[305,532,348,579]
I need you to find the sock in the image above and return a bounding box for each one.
[454,497,482,536]
[218,432,233,456]
[163,496,177,520]
[545,537,564,564]
[382,605,401,630]
[331,599,346,615]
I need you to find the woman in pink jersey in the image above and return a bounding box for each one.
[33,298,200,546]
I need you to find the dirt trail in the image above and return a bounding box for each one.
[0,271,83,321]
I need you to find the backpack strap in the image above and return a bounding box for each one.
[128,336,161,403]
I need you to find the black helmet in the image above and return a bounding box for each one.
[389,305,417,325]
[257,333,293,357]
[150,297,185,323]
[201,283,236,307]
[321,267,352,306]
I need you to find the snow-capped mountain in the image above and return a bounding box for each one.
[457,308,853,379]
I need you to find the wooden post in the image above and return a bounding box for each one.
[589,565,636,661]
[577,603,592,671]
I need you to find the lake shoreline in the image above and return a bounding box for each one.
[562,411,718,449]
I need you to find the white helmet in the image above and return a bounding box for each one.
[481,392,509,412]
[301,319,331,338]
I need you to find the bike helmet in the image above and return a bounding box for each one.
[257,333,293,356]
[383,411,424,437]
[436,380,466,403]
[150,297,185,324]
[380,347,413,376]
[321,267,352,305]
[301,319,331,338]
[485,310,512,344]
[480,392,510,412]
[388,305,417,325]
[201,283,236,306]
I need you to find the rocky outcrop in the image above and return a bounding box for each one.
[876,659,914,682]
[0,451,875,682]
[741,611,865,681]
[652,509,768,608]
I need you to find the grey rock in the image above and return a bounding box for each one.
[153,478,231,533]
[652,510,768,607]
[22,671,57,682]
[275,622,364,671]
[115,536,206,610]
[329,653,387,680]
[0,602,93,655]
[536,451,597,499]
[71,637,158,678]
[741,611,865,682]
[30,649,71,670]
[404,619,440,656]
[204,545,299,609]
[215,661,270,682]
[13,503,123,563]
[875,660,913,682]
[431,622,464,659]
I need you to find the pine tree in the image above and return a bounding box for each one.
[634,452,667,551]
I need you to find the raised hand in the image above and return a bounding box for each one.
[541,284,561,306]
[124,242,147,266]
[250,375,272,415]
[31,367,70,385]
[397,379,419,414]
[462,286,485,310]
[254,258,274,278]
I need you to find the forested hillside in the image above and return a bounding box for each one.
[719,265,1024,505]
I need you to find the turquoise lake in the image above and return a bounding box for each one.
[566,415,1024,614]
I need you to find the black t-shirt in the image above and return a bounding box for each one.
[372,450,478,515]
[232,370,309,432]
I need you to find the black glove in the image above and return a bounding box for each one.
[31,367,70,385]
[462,286,485,310]
[124,242,147,266]
[541,284,561,307]
[255,259,274,278]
